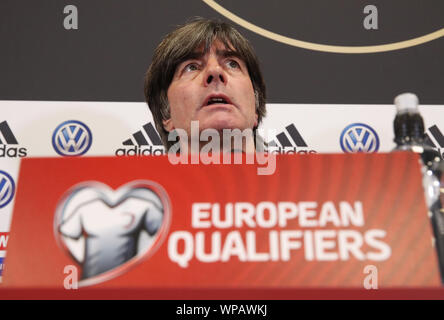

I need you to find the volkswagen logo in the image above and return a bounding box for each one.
[52,120,92,156]
[340,123,380,153]
[0,170,15,209]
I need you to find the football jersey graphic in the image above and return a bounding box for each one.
[55,181,169,283]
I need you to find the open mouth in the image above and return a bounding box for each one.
[203,95,233,107]
[207,97,228,105]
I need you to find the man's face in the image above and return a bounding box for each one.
[165,40,258,136]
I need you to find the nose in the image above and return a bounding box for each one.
[204,57,226,86]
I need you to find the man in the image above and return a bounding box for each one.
[144,18,266,153]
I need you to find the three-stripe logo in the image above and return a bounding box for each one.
[116,122,165,156]
[0,121,18,145]
[0,121,27,158]
[122,122,163,146]
[0,171,15,209]
[267,124,316,154]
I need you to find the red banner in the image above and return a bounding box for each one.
[1,153,441,291]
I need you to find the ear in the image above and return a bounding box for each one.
[162,118,175,132]
[254,111,258,128]
[253,90,259,128]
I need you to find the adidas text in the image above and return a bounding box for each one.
[0,145,27,158]
[115,145,165,156]
[268,147,317,154]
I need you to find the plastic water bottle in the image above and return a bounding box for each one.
[393,93,444,281]
[393,93,441,205]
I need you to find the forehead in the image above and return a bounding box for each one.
[195,39,234,53]
[181,39,239,62]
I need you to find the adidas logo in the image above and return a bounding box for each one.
[0,121,27,158]
[115,122,166,156]
[266,124,317,154]
[425,125,444,159]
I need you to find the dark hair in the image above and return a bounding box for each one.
[144,17,266,150]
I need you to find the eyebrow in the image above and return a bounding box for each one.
[215,49,243,60]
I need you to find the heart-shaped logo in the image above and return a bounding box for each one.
[54,180,171,287]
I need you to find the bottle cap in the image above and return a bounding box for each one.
[394,93,419,113]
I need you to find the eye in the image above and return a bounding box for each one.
[226,59,240,69]
[183,62,200,72]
